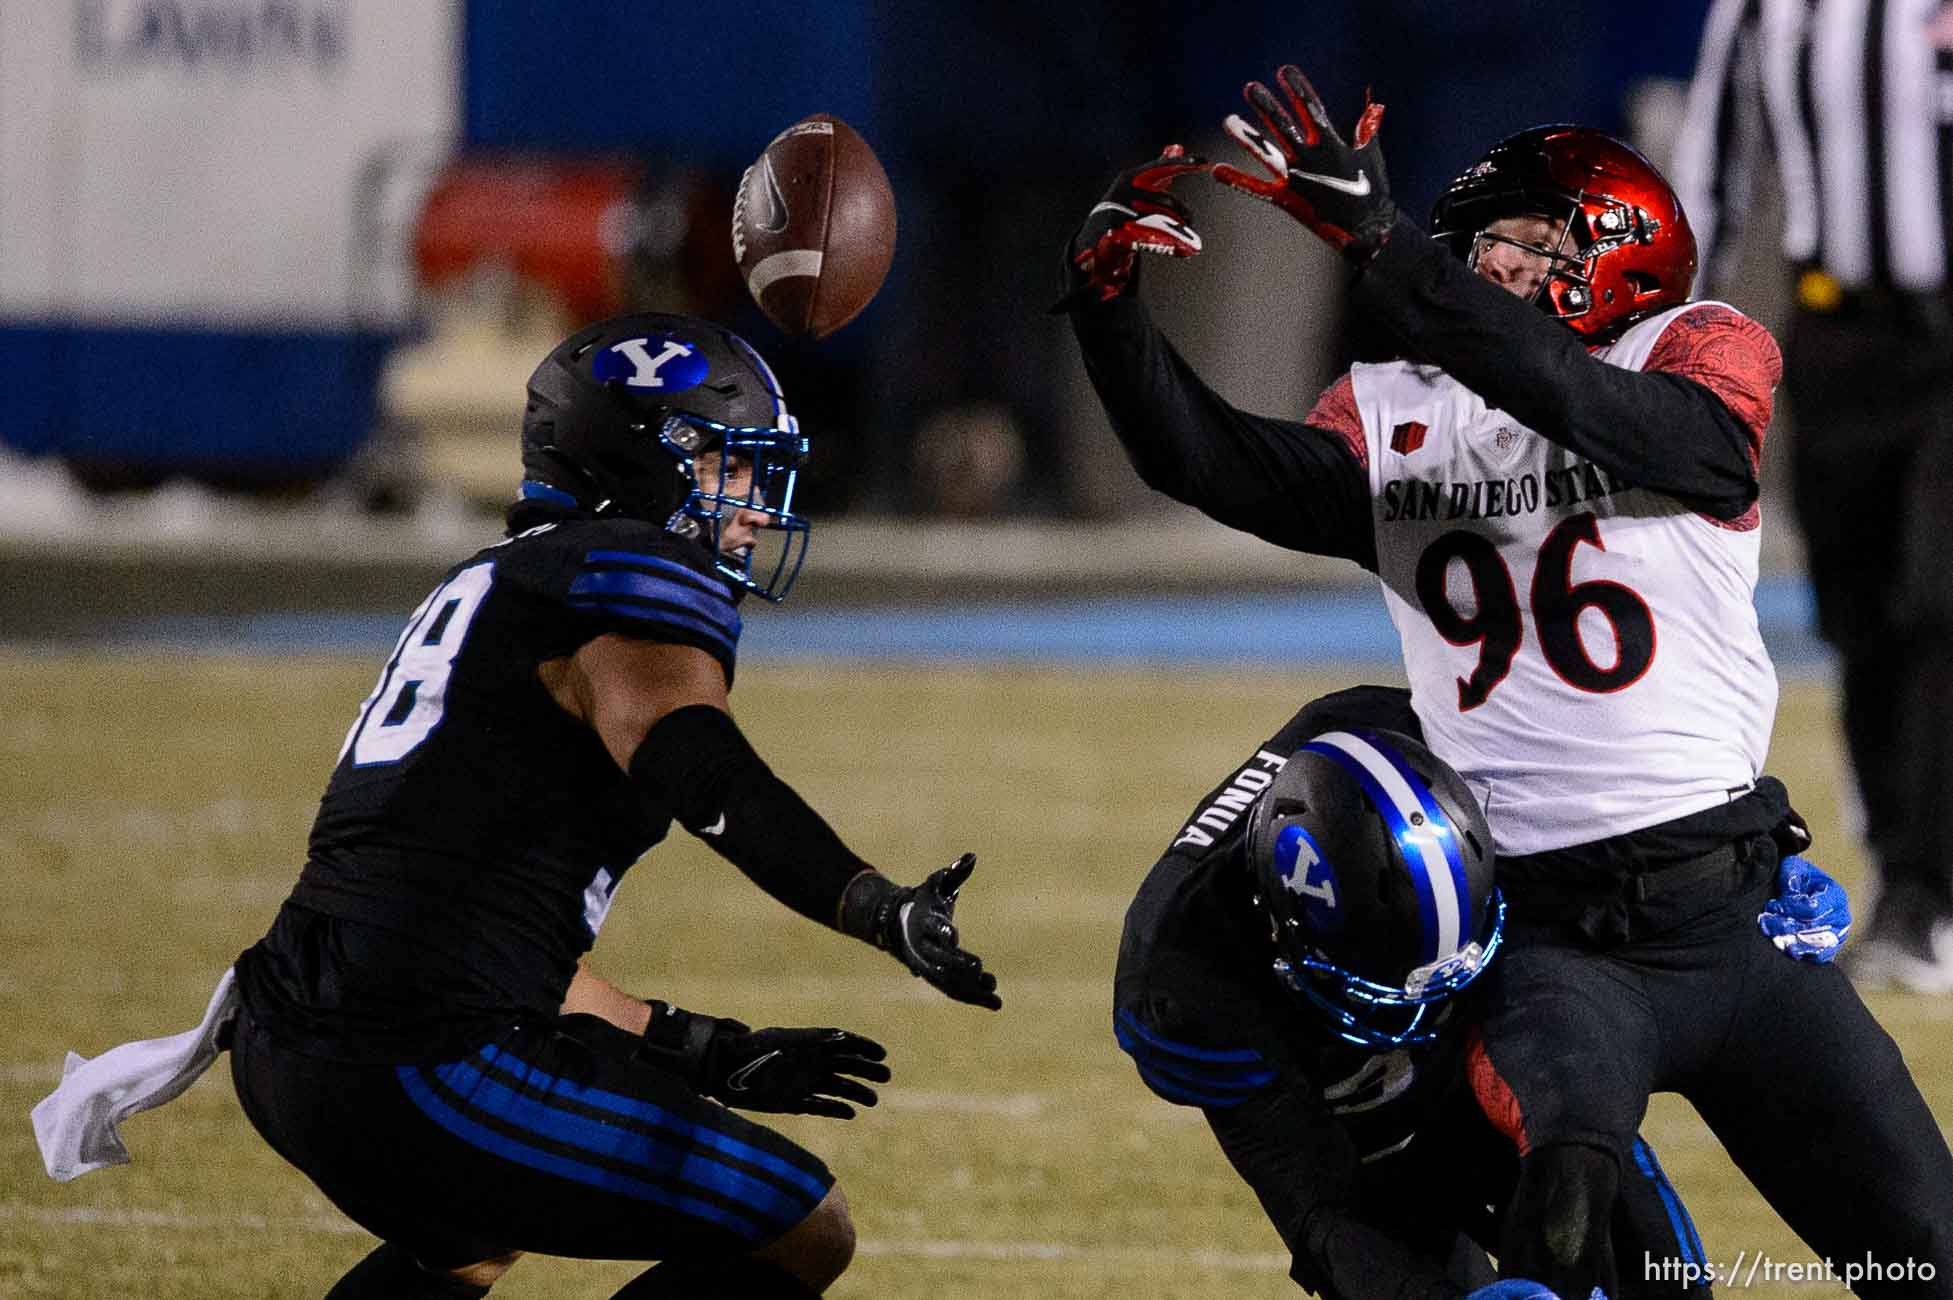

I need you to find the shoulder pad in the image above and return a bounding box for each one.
[560,520,742,661]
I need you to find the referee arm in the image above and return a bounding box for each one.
[1672,0,1768,295]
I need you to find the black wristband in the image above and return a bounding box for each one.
[838,871,901,950]
[629,704,874,928]
[635,1000,721,1088]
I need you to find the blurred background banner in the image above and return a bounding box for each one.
[0,0,1810,598]
[0,0,457,483]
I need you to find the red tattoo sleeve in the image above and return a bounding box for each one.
[1642,305,1782,468]
[1305,372,1368,469]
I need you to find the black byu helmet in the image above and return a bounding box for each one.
[519,312,810,600]
[1247,728,1502,1048]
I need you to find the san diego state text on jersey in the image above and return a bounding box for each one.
[1341,302,1779,855]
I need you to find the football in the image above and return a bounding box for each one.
[732,114,897,339]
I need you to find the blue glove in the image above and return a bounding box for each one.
[1758,854,1851,962]
[1466,1282,1560,1300]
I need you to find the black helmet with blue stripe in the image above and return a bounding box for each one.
[519,311,810,601]
[1246,728,1502,1048]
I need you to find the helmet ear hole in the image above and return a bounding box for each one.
[1625,270,1662,297]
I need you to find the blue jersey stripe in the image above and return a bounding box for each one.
[567,597,738,657]
[520,479,579,506]
[1300,740,1444,965]
[477,1044,829,1202]
[395,1066,768,1241]
[1114,1008,1264,1064]
[570,569,741,634]
[583,550,735,603]
[1132,1060,1254,1108]
[1633,1138,1703,1267]
[428,1058,810,1226]
[1114,1022,1277,1091]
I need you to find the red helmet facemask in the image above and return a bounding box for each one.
[1430,125,1698,341]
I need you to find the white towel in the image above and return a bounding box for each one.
[30,967,240,1182]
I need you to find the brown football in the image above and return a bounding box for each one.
[732,114,896,339]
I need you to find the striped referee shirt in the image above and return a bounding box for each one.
[1673,0,1953,294]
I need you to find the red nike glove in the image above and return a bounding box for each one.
[1054,145,1209,312]
[1211,65,1398,263]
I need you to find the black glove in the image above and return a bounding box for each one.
[1210,65,1397,262]
[638,1001,890,1119]
[840,854,1003,1010]
[1053,144,1209,313]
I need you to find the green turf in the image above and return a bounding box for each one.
[2,653,1943,1298]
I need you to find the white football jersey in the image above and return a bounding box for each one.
[1344,302,1779,855]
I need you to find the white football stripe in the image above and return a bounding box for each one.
[1309,731,1462,960]
[746,249,824,299]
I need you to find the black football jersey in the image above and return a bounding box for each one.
[236,516,743,1060]
[1114,685,1468,1164]
[1117,825,1469,1167]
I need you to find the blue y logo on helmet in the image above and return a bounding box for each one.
[1275,823,1343,934]
[593,336,711,394]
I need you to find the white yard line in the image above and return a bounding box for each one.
[879,1089,1046,1118]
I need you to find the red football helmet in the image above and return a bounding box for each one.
[1429,125,1697,340]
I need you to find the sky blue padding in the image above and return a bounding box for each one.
[567,596,738,657]
[1632,1137,1704,1267]
[0,324,392,465]
[87,578,1834,675]
[570,569,741,636]
[1113,1008,1264,1064]
[394,1064,768,1241]
[428,1055,810,1228]
[1301,739,1445,966]
[476,1043,830,1203]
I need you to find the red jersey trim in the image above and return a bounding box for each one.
[1641,304,1780,469]
[1305,372,1368,470]
[1466,1026,1529,1155]
[1641,305,1776,534]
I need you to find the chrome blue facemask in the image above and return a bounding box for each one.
[659,413,811,603]
[1274,891,1506,1049]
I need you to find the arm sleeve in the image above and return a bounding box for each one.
[1352,217,1776,519]
[1205,1086,1466,1300]
[1671,0,1768,295]
[629,704,870,929]
[1067,288,1378,569]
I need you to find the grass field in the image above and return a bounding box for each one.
[3,652,1947,1298]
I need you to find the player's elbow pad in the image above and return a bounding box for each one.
[628,703,870,925]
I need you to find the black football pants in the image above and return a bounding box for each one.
[1473,855,1953,1298]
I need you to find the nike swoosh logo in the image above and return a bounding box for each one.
[756,156,790,234]
[701,813,726,836]
[725,1050,783,1092]
[1290,167,1371,197]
